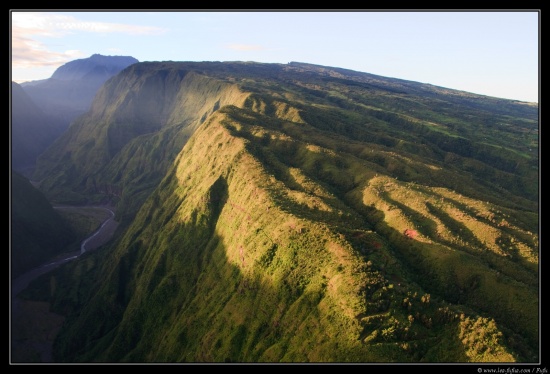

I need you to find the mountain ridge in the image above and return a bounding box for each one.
[20,60,538,363]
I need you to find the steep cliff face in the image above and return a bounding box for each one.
[31,61,537,363]
[34,63,249,214]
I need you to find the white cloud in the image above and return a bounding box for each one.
[10,12,166,78]
[11,33,85,69]
[12,12,166,36]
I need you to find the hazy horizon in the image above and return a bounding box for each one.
[10,10,540,103]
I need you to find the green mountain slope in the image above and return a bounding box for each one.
[29,61,538,362]
[33,63,248,219]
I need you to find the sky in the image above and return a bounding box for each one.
[10,10,540,103]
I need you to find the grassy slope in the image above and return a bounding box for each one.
[52,107,536,362]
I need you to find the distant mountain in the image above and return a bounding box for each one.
[51,54,139,81]
[28,61,538,363]
[20,54,138,134]
[10,170,77,279]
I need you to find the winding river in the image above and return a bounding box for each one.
[11,206,118,297]
[11,206,119,363]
